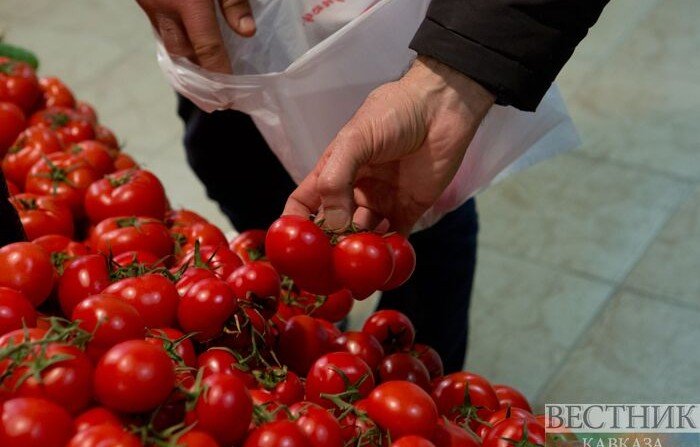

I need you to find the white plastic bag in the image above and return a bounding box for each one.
[157,0,579,231]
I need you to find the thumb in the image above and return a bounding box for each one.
[219,0,256,37]
[316,127,370,231]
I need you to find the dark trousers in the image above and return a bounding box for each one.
[177,96,478,373]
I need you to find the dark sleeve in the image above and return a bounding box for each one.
[410,0,610,111]
[0,171,25,246]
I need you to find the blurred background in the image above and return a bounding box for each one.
[2,0,698,408]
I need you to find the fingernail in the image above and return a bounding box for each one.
[238,15,256,35]
[324,208,350,231]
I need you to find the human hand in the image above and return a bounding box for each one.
[283,56,495,235]
[136,0,256,73]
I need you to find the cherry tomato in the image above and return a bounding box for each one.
[0,102,25,157]
[276,315,331,376]
[266,216,337,294]
[38,77,75,108]
[431,371,499,431]
[0,397,74,447]
[67,423,141,447]
[197,348,255,388]
[255,367,305,406]
[94,340,175,413]
[84,169,167,223]
[113,152,137,170]
[431,419,481,447]
[476,406,537,440]
[166,208,208,228]
[2,125,62,186]
[230,229,266,262]
[226,261,280,302]
[493,384,532,413]
[482,418,545,447]
[74,407,122,432]
[88,216,173,259]
[104,274,179,328]
[29,106,95,146]
[95,124,119,149]
[312,289,354,323]
[411,344,444,380]
[176,244,242,279]
[146,327,197,368]
[331,331,385,372]
[0,287,37,335]
[0,242,54,307]
[290,402,343,447]
[381,233,416,290]
[333,232,394,299]
[75,100,98,124]
[379,353,431,391]
[10,193,74,240]
[393,436,437,447]
[244,420,311,447]
[175,266,217,296]
[0,57,40,113]
[57,254,111,316]
[176,430,220,447]
[173,221,228,254]
[305,352,375,409]
[5,179,20,195]
[66,140,115,176]
[362,310,415,354]
[177,278,237,342]
[365,381,438,439]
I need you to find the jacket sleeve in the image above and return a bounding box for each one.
[0,171,25,246]
[410,0,609,111]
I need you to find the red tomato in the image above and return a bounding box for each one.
[146,327,197,368]
[0,327,47,348]
[476,407,537,440]
[266,216,338,294]
[2,125,62,186]
[5,180,19,195]
[381,233,416,290]
[176,244,242,279]
[0,58,40,113]
[104,274,179,328]
[482,419,545,447]
[38,77,75,108]
[244,420,310,447]
[230,229,266,262]
[365,381,438,440]
[166,208,208,228]
[175,266,217,296]
[431,419,481,447]
[57,254,111,316]
[188,373,253,447]
[431,371,500,431]
[312,289,354,323]
[73,407,122,433]
[305,352,375,409]
[66,140,115,176]
[0,397,74,447]
[67,424,141,447]
[177,278,237,342]
[113,152,137,170]
[276,315,331,376]
[0,287,37,335]
[379,353,431,391]
[84,169,167,223]
[362,310,415,354]
[176,430,220,447]
[0,102,25,157]
[173,221,228,253]
[493,384,532,413]
[0,242,54,307]
[393,436,437,447]
[411,344,444,380]
[10,193,74,240]
[95,125,119,149]
[94,340,175,413]
[25,152,100,216]
[88,216,173,259]
[333,232,394,299]
[226,261,280,301]
[255,367,305,406]
[290,402,343,447]
[72,294,145,356]
[196,348,255,388]
[317,318,342,340]
[75,100,98,124]
[29,106,95,146]
[331,331,385,372]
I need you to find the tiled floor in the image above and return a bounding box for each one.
[3,0,698,409]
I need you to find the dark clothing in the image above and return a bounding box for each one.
[0,173,24,246]
[411,0,610,110]
[178,96,478,372]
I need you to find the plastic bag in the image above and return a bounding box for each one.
[157,0,579,231]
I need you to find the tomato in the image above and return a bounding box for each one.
[72,294,145,357]
[362,310,415,354]
[0,287,37,335]
[5,179,20,195]
[188,373,253,446]
[29,106,95,146]
[104,274,179,328]
[331,331,384,372]
[227,261,280,302]
[266,216,338,294]
[166,208,208,228]
[57,254,111,316]
[10,193,74,240]
[67,424,141,447]
[177,277,237,342]
[431,371,499,431]
[393,436,437,447]
[290,402,343,447]
[84,169,167,223]
[255,367,305,406]
[431,419,481,447]
[0,58,40,113]
[88,216,173,259]
[312,289,354,323]
[75,101,98,124]
[338,402,381,447]
[94,340,175,413]
[0,102,25,157]
[2,343,93,414]
[493,384,532,413]
[175,266,217,296]
[230,229,266,262]
[482,418,545,447]
[379,353,431,391]
[67,140,115,176]
[177,244,242,279]
[244,420,311,447]
[333,233,394,299]
[365,381,438,439]
[176,430,220,447]
[411,344,443,380]
[0,327,47,348]
[0,397,74,447]
[111,250,162,269]
[94,124,118,149]
[38,77,75,108]
[25,152,100,216]
[381,233,416,290]
[146,327,197,368]
[277,315,331,376]
[476,407,536,440]
[2,125,62,186]
[197,348,255,387]
[173,221,228,254]
[74,407,121,432]
[0,242,54,307]
[305,352,375,409]
[113,152,137,170]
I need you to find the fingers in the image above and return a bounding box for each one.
[219,0,256,37]
[155,15,194,61]
[179,0,231,73]
[283,172,322,218]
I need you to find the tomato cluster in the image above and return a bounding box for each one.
[0,52,553,447]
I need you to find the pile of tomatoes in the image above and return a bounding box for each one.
[0,53,553,447]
